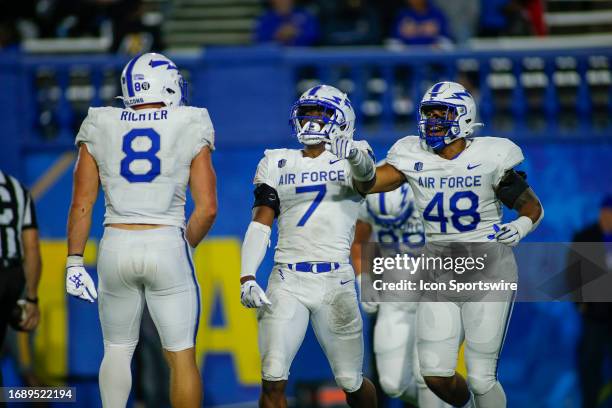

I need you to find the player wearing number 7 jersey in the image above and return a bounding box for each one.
[365,81,544,408]
[66,53,217,408]
[239,85,378,407]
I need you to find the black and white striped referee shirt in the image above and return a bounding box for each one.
[0,170,38,264]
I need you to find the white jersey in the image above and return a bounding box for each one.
[254,144,371,264]
[75,106,215,227]
[358,184,425,249]
[386,136,523,242]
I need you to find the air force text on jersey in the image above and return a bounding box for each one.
[418,175,482,189]
[278,170,346,185]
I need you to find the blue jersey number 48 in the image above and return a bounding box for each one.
[422,191,480,233]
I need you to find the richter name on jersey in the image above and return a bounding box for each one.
[120,110,168,121]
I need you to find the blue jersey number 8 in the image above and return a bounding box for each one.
[120,128,161,183]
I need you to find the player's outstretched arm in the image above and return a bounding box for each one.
[367,163,406,194]
[494,170,544,246]
[186,146,218,247]
[66,144,99,302]
[240,205,274,308]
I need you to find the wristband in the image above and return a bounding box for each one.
[67,255,84,268]
[240,275,256,284]
[513,216,534,238]
[25,296,38,304]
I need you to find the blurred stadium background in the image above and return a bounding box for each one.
[0,0,611,407]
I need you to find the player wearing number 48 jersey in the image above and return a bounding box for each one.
[66,53,217,408]
[239,85,378,408]
[365,81,544,408]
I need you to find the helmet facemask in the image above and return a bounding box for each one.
[165,74,188,107]
[290,100,347,145]
[418,102,464,152]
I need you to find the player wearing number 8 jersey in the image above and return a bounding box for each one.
[239,85,378,407]
[365,82,544,407]
[66,53,217,408]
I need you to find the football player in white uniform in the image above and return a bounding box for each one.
[351,184,449,408]
[66,53,217,408]
[239,85,378,407]
[362,81,544,407]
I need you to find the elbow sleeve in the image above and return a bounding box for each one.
[253,183,280,217]
[496,170,530,209]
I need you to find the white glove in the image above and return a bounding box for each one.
[493,216,533,247]
[66,255,98,303]
[328,135,356,160]
[240,279,271,308]
[357,274,379,314]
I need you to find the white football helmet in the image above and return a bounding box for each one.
[418,81,483,151]
[290,85,356,145]
[365,183,414,230]
[120,53,187,108]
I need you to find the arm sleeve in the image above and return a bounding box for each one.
[240,221,271,278]
[21,190,38,230]
[191,108,215,159]
[345,140,376,184]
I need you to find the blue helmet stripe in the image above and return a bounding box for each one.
[308,85,322,96]
[378,192,387,215]
[429,82,444,99]
[125,55,140,97]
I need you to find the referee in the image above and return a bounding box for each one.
[0,170,41,386]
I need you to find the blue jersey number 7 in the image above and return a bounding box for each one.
[296,184,327,226]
